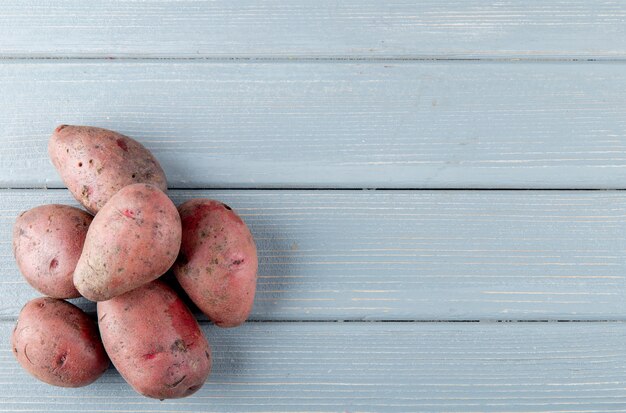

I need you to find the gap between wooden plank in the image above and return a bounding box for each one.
[1,56,625,62]
[8,187,626,191]
[3,318,623,323]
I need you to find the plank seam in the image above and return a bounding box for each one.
[1,318,624,323]
[6,187,626,192]
[1,56,626,63]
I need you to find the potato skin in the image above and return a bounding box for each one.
[48,125,167,214]
[97,281,211,399]
[173,199,257,328]
[74,183,181,301]
[13,204,91,298]
[11,298,109,387]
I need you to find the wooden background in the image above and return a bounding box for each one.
[1,1,626,412]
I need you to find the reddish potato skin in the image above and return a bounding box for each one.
[11,298,109,387]
[74,184,181,301]
[13,204,91,298]
[97,281,211,399]
[173,199,257,328]
[48,125,167,214]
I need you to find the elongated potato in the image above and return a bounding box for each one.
[12,298,109,387]
[13,204,91,298]
[48,125,167,214]
[98,281,211,399]
[74,183,181,301]
[173,199,257,327]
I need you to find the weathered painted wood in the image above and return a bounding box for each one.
[2,189,625,321]
[1,1,626,59]
[2,321,626,412]
[2,61,626,189]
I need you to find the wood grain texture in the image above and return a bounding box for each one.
[2,189,625,321]
[3,321,626,412]
[1,0,625,59]
[2,61,626,189]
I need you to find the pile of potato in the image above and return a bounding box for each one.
[11,126,258,399]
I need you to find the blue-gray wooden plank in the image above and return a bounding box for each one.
[1,61,626,189]
[1,1,625,59]
[2,189,625,321]
[2,321,626,412]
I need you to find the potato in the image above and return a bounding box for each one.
[48,125,167,214]
[173,199,257,327]
[11,297,109,387]
[97,280,211,399]
[13,204,92,298]
[74,183,181,301]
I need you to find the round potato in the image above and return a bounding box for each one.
[48,125,167,214]
[97,280,211,399]
[173,199,257,328]
[11,298,109,387]
[74,183,181,301]
[13,204,92,298]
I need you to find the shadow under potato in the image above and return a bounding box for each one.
[67,295,96,316]
[160,271,202,316]
[66,272,200,320]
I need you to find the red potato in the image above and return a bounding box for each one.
[73,183,181,301]
[48,125,167,214]
[11,298,109,387]
[13,204,92,298]
[97,281,211,399]
[173,199,257,328]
